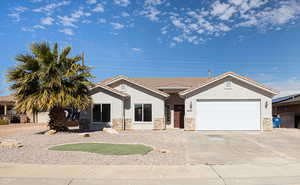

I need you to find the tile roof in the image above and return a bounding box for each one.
[273,95,300,105]
[0,95,15,103]
[129,77,210,89]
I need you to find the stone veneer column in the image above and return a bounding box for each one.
[112,118,124,130]
[153,118,165,130]
[184,117,195,131]
[79,118,90,131]
[125,119,133,130]
[263,117,272,131]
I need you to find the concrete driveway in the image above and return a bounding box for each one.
[185,129,300,166]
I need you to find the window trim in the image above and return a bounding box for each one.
[133,103,153,123]
[91,103,112,124]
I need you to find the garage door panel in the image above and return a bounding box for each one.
[196,100,260,130]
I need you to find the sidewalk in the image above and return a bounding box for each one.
[1,163,300,185]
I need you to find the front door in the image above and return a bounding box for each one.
[174,105,184,128]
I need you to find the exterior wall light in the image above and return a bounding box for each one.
[189,101,193,110]
[265,101,268,108]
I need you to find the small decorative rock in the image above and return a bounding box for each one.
[103,128,119,135]
[45,130,57,135]
[159,149,169,154]
[79,133,90,137]
[0,139,23,148]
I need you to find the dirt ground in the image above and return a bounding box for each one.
[1,124,300,166]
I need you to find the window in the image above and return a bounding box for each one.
[92,104,111,122]
[134,104,152,122]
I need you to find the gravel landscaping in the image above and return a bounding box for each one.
[0,127,187,165]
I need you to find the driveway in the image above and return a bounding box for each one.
[184,129,300,166]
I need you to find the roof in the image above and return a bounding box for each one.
[273,94,300,105]
[90,84,129,98]
[179,72,279,96]
[99,75,170,98]
[0,95,15,103]
[129,77,210,89]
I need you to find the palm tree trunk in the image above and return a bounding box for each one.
[48,106,68,131]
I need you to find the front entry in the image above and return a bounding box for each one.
[174,105,184,128]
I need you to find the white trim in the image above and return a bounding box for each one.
[105,77,169,98]
[133,103,153,124]
[91,103,112,125]
[180,73,278,96]
[91,84,129,98]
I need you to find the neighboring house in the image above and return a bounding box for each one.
[0,95,49,123]
[79,72,278,131]
[273,94,300,128]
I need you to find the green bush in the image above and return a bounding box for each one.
[0,120,9,125]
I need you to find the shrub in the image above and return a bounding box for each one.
[0,120,9,125]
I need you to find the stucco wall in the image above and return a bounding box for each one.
[82,87,124,131]
[184,76,274,130]
[111,80,165,130]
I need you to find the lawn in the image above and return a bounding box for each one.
[49,143,153,155]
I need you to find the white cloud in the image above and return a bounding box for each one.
[97,18,107,23]
[8,6,28,22]
[142,7,161,21]
[93,3,104,12]
[33,1,70,14]
[41,16,54,25]
[59,28,74,35]
[111,22,125,29]
[87,0,97,4]
[145,0,165,6]
[21,27,34,32]
[58,8,91,27]
[33,25,46,29]
[132,48,142,52]
[113,0,130,7]
[211,1,236,20]
[238,1,300,28]
[121,12,130,17]
[266,77,300,98]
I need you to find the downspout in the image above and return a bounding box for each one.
[123,98,126,130]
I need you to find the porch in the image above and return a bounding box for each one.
[164,93,185,129]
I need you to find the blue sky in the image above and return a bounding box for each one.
[1,0,300,97]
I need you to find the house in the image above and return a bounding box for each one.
[273,94,300,128]
[79,72,279,131]
[0,95,49,124]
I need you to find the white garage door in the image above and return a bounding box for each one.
[196,100,261,130]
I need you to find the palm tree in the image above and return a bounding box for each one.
[7,42,94,131]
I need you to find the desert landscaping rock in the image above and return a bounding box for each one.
[159,149,169,154]
[45,130,57,135]
[103,128,119,135]
[78,133,90,137]
[0,139,23,148]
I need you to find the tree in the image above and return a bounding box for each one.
[7,42,94,131]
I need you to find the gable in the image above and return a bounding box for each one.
[183,76,275,99]
[180,72,278,97]
[110,80,167,100]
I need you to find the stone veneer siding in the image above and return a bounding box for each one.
[79,118,90,131]
[153,118,165,130]
[184,117,195,131]
[112,118,124,130]
[263,117,272,131]
[125,118,133,130]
